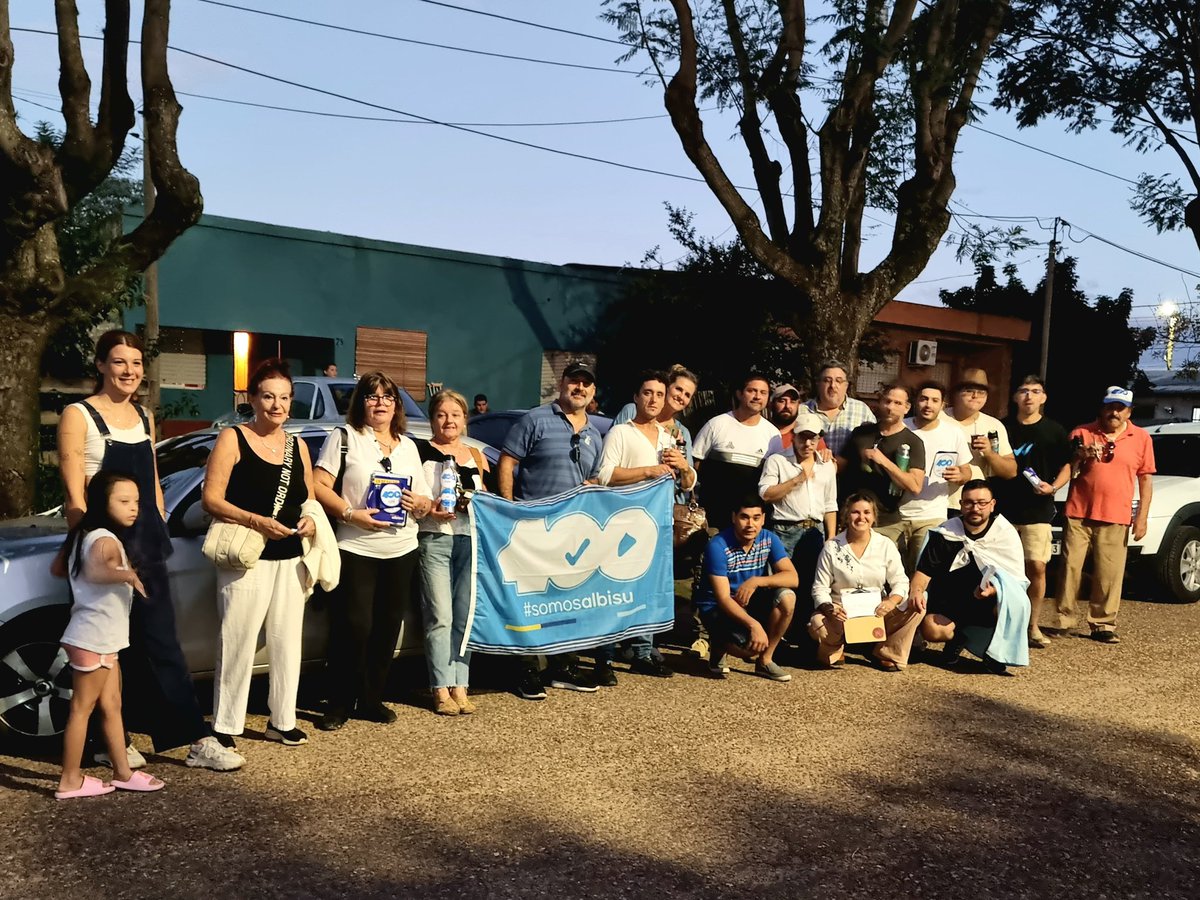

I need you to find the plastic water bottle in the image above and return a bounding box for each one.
[440,458,459,514]
[890,443,910,497]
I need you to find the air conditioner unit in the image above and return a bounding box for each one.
[908,339,937,366]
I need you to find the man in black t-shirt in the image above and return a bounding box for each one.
[837,383,925,542]
[992,375,1072,649]
[910,481,1029,675]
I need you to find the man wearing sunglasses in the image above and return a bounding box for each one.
[499,361,605,698]
[1053,386,1155,644]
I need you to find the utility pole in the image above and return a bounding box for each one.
[1038,217,1059,380]
[142,115,161,430]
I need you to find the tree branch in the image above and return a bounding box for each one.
[53,0,201,312]
[663,0,808,289]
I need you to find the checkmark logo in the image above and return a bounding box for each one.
[617,533,637,557]
[564,538,591,566]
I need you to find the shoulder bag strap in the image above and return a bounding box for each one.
[270,434,295,519]
[332,426,350,496]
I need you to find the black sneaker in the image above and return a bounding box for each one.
[316,709,349,732]
[982,655,1012,676]
[593,661,619,687]
[942,634,967,668]
[356,703,397,725]
[516,668,547,701]
[630,656,675,678]
[1090,629,1121,644]
[264,723,308,746]
[545,665,600,692]
[214,731,238,750]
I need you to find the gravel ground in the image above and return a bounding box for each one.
[2,594,1199,900]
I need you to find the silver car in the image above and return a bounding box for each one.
[0,422,490,750]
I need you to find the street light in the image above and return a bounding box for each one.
[1159,301,1179,370]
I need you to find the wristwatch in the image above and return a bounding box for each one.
[342,505,354,523]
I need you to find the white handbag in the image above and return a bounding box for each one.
[202,433,294,570]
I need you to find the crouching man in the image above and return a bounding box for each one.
[909,480,1031,675]
[694,496,798,682]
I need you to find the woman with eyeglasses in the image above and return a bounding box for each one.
[415,390,490,715]
[312,372,434,732]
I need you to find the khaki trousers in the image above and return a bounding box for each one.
[808,604,925,668]
[874,518,943,575]
[1054,517,1129,632]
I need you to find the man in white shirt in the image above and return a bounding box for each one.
[945,368,1018,508]
[595,370,695,682]
[758,410,837,603]
[692,373,784,527]
[899,380,973,573]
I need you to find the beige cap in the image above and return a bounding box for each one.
[793,410,825,436]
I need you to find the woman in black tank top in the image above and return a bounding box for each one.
[202,359,317,751]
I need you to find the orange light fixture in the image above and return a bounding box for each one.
[233,331,250,391]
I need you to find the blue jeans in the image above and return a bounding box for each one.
[774,521,826,605]
[417,532,473,689]
[595,634,653,664]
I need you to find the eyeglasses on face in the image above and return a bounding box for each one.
[960,388,987,397]
[820,377,848,386]
[960,498,994,508]
[365,393,396,405]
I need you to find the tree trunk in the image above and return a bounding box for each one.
[0,310,54,516]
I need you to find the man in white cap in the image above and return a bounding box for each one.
[758,409,837,601]
[1053,386,1155,644]
[769,383,802,452]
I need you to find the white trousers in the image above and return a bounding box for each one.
[212,557,306,735]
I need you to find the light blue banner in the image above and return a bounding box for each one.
[466,477,675,655]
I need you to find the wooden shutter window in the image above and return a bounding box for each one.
[355,327,428,397]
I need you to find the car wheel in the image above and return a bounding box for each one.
[1156,525,1200,603]
[0,608,73,751]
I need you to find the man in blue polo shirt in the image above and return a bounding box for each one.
[696,495,798,681]
[498,361,604,699]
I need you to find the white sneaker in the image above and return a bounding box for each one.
[186,736,246,771]
[94,743,146,770]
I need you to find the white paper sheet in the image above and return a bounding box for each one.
[842,588,882,618]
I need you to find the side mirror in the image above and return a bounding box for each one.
[180,501,212,535]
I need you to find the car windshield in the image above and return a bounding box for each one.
[1149,434,1200,477]
[157,436,213,479]
[468,413,520,450]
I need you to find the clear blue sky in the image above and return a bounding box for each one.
[11,1,1199,365]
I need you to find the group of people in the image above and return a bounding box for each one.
[47,331,1153,800]
[689,362,1154,681]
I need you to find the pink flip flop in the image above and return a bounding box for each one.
[111,770,165,793]
[55,774,115,800]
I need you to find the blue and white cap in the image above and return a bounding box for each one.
[1102,386,1133,407]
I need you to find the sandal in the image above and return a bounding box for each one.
[55,774,115,800]
[877,658,901,673]
[111,770,165,792]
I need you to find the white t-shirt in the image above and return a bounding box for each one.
[315,427,426,558]
[68,402,149,477]
[943,409,1014,506]
[901,417,973,521]
[62,529,133,654]
[597,421,673,486]
[692,412,784,464]
[758,454,837,524]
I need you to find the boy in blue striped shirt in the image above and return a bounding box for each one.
[696,495,798,681]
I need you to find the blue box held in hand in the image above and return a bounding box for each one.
[366,474,411,526]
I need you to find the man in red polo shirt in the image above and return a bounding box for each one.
[1052,386,1155,643]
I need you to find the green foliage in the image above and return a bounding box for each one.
[33,123,143,380]
[993,0,1199,247]
[593,205,889,417]
[940,258,1155,426]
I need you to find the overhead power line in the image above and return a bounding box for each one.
[196,0,638,76]
[1061,221,1200,279]
[966,123,1139,187]
[174,90,684,128]
[413,0,635,47]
